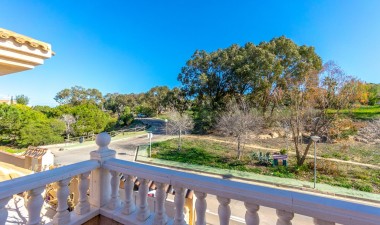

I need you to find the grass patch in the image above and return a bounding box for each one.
[333,105,380,120]
[0,146,25,154]
[152,137,380,193]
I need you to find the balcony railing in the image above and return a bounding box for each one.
[0,132,379,225]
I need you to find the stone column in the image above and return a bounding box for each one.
[89,132,116,208]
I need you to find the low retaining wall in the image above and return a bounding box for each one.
[0,151,25,168]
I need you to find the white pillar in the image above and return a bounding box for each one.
[194,191,207,225]
[0,196,11,225]
[217,196,231,225]
[123,174,136,215]
[89,132,115,208]
[313,218,335,225]
[173,186,186,225]
[53,178,71,225]
[153,182,168,225]
[74,172,91,215]
[137,178,150,222]
[244,202,260,225]
[26,186,45,225]
[107,170,121,210]
[276,209,294,225]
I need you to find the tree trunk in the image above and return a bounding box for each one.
[237,136,241,160]
[178,128,182,151]
[297,142,313,166]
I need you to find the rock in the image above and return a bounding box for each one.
[269,132,279,138]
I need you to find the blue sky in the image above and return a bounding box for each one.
[1,0,380,106]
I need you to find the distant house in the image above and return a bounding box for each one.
[0,96,11,105]
[23,147,54,172]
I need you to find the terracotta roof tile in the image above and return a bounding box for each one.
[23,147,48,159]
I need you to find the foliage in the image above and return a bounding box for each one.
[54,86,103,107]
[178,36,322,132]
[0,104,65,147]
[15,94,29,105]
[71,103,111,136]
[250,152,272,166]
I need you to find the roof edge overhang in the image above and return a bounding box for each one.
[0,28,54,76]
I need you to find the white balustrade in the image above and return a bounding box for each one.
[108,170,121,210]
[194,191,207,225]
[217,196,231,225]
[173,186,186,225]
[26,186,45,225]
[276,209,294,225]
[74,172,91,215]
[313,218,335,225]
[123,174,136,215]
[244,202,260,225]
[0,196,11,225]
[53,178,71,225]
[137,178,150,221]
[153,182,168,225]
[1,132,380,225]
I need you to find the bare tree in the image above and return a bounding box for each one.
[167,110,194,150]
[216,101,262,160]
[61,114,76,140]
[284,61,356,166]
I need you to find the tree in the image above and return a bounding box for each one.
[178,37,322,132]
[167,111,194,150]
[145,86,170,115]
[54,86,103,107]
[15,94,29,105]
[254,37,322,123]
[18,118,65,147]
[61,114,76,140]
[164,87,189,113]
[0,104,23,143]
[72,103,110,137]
[216,101,262,160]
[284,61,355,166]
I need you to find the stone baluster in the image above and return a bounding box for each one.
[194,191,207,225]
[173,186,186,225]
[89,132,115,208]
[74,172,91,215]
[0,196,12,225]
[313,218,335,225]
[137,178,150,221]
[26,186,45,225]
[53,178,71,225]
[123,174,136,215]
[244,202,260,225]
[108,170,121,210]
[153,182,168,225]
[276,209,294,225]
[217,196,231,225]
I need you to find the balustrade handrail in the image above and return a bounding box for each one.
[0,160,100,200]
[104,158,380,225]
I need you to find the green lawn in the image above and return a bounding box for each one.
[152,138,380,193]
[337,105,380,120]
